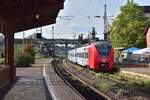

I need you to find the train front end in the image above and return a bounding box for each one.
[95,42,114,71]
[88,42,114,71]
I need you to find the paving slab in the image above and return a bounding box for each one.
[0,59,52,100]
[46,60,84,100]
[121,67,150,75]
[120,67,150,79]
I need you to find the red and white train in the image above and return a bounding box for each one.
[68,41,114,71]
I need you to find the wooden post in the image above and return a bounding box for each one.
[4,31,15,82]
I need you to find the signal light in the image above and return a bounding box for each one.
[36,33,42,39]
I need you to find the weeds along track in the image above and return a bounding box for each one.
[62,59,150,100]
[52,59,112,100]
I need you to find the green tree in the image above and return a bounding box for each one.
[109,0,149,48]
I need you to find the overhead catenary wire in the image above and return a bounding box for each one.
[56,15,113,20]
[76,0,94,14]
[55,0,115,39]
[56,0,114,21]
[63,0,96,22]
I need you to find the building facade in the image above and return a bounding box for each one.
[144,6,150,47]
[146,25,150,47]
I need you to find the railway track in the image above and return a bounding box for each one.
[54,62,112,100]
[54,66,86,100]
[64,60,150,100]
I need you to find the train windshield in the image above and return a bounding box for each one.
[96,45,112,58]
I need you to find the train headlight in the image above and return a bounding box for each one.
[102,59,106,62]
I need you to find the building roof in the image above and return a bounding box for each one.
[133,47,150,54]
[122,47,139,53]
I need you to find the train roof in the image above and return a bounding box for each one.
[93,41,112,46]
[69,41,112,51]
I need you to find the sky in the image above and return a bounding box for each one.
[14,0,150,39]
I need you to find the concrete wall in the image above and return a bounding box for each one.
[147,27,150,47]
[145,13,150,21]
[0,66,10,89]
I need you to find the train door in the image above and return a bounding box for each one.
[87,46,95,69]
[79,48,85,66]
[74,49,77,63]
[87,47,91,67]
[83,47,88,66]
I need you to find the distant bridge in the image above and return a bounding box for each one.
[14,39,78,45]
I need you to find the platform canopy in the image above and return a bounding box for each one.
[0,0,65,33]
[0,0,65,82]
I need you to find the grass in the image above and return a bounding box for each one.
[67,74,77,81]
[120,73,150,89]
[75,65,84,71]
[126,84,137,92]
[35,54,44,59]
[95,73,104,78]
[109,73,127,81]
[63,61,68,67]
[95,81,113,92]
[116,89,124,97]
[143,80,150,89]
[62,59,150,94]
[95,72,150,92]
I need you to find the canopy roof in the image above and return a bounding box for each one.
[133,48,150,55]
[122,47,139,53]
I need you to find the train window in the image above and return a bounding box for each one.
[69,53,74,57]
[84,52,88,58]
[77,53,79,57]
[96,45,111,58]
[76,52,85,58]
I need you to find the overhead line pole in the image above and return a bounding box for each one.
[104,4,108,41]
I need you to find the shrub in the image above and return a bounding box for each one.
[35,54,44,59]
[14,43,36,67]
[15,53,33,67]
[22,43,35,63]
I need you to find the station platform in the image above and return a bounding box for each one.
[0,58,84,100]
[0,59,52,100]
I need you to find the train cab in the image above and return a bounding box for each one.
[87,42,114,71]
